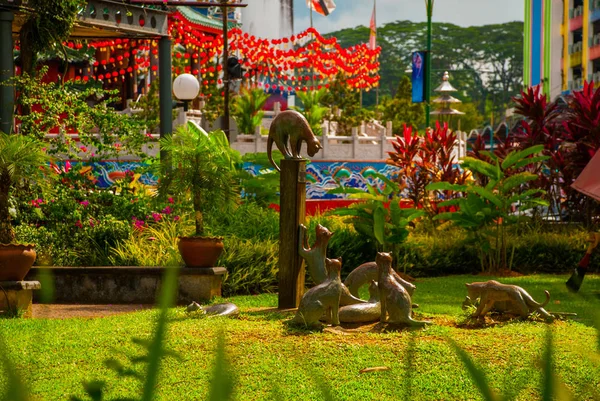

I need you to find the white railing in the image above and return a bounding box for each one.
[232,122,468,161]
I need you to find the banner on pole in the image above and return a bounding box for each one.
[411,51,426,103]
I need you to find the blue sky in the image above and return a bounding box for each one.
[294,0,525,34]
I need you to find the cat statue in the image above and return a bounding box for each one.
[267,110,322,172]
[292,257,344,327]
[377,252,429,327]
[345,260,416,297]
[298,224,365,306]
[339,280,381,323]
[463,280,553,321]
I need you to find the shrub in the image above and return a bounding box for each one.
[219,237,279,296]
[109,219,188,267]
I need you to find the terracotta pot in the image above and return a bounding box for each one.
[0,244,37,281]
[178,236,223,268]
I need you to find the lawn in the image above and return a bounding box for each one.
[1,274,600,400]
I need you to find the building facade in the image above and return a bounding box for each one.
[525,0,600,99]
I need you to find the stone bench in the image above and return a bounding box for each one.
[25,267,226,305]
[0,281,41,318]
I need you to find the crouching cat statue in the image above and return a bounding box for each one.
[463,280,553,321]
[267,110,322,172]
[345,260,416,297]
[377,252,429,327]
[292,257,344,327]
[338,280,381,323]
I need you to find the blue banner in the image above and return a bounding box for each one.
[411,51,426,103]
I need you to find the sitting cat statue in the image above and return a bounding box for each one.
[345,260,416,297]
[292,257,344,327]
[267,110,322,172]
[377,252,429,327]
[339,280,381,323]
[463,280,553,321]
[299,224,365,306]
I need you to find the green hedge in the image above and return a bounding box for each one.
[396,228,591,277]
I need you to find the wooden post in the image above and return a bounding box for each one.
[278,159,307,309]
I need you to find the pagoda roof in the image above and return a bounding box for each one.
[430,108,465,115]
[434,71,458,92]
[433,94,461,103]
[175,6,238,34]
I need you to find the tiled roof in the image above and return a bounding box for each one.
[176,7,238,31]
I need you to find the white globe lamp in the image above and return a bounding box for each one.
[173,73,200,111]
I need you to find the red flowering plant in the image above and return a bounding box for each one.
[506,81,600,222]
[387,122,469,216]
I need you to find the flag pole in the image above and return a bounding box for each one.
[374,0,378,106]
[310,3,313,29]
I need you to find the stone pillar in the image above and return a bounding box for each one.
[278,159,306,309]
[0,10,14,134]
[158,36,172,162]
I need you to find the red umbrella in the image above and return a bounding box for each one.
[572,150,600,201]
[567,149,600,292]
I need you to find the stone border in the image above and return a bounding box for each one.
[25,266,226,305]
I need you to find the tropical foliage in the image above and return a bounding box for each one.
[231,87,269,135]
[159,123,241,236]
[327,172,424,255]
[427,145,550,273]
[292,88,330,136]
[0,133,50,244]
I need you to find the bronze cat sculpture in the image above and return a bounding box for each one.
[267,110,322,171]
[463,280,553,321]
[377,252,428,327]
[292,257,344,327]
[345,260,416,297]
[339,280,381,323]
[298,224,365,306]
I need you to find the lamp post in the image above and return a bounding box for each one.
[425,0,434,129]
[173,73,200,112]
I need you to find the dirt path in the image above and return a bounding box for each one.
[32,304,155,319]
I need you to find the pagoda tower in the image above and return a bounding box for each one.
[430,71,464,127]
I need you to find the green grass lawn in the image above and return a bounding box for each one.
[1,274,600,400]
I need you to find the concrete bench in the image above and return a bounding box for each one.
[0,281,41,318]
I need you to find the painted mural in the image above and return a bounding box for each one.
[74,160,400,200]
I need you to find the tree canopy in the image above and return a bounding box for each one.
[326,20,524,125]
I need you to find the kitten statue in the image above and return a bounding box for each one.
[298,224,365,306]
[377,252,429,327]
[267,110,322,172]
[292,257,344,327]
[339,280,381,323]
[463,280,553,321]
[345,260,416,297]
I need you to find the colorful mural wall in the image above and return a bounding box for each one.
[80,160,400,200]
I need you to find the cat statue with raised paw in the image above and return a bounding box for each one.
[292,257,344,327]
[298,224,366,306]
[377,252,429,327]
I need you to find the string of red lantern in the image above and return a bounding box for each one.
[60,10,380,92]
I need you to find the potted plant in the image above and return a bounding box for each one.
[159,122,241,267]
[0,132,50,281]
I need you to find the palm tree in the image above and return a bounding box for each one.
[0,132,50,244]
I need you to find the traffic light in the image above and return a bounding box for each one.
[227,56,243,79]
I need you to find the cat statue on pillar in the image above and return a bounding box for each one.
[377,252,429,327]
[292,257,344,327]
[299,224,365,306]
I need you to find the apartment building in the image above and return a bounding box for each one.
[523,0,600,98]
